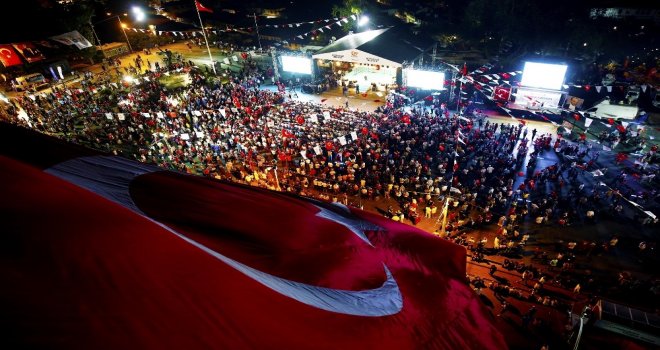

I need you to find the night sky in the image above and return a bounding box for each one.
[0,0,339,42]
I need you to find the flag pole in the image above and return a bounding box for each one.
[195,1,216,74]
[252,13,262,52]
[439,197,449,237]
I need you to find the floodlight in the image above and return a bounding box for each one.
[132,7,145,21]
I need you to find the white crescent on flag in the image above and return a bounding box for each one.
[46,156,403,317]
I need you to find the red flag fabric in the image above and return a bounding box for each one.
[461,62,468,76]
[11,42,45,63]
[0,123,506,350]
[325,140,334,150]
[195,0,213,13]
[0,44,22,67]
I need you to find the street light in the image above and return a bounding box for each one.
[119,21,134,52]
[93,15,133,53]
[358,15,369,26]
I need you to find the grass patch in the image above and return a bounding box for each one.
[158,73,190,90]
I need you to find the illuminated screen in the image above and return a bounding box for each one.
[520,62,567,90]
[281,56,312,74]
[405,70,444,90]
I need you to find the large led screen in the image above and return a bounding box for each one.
[281,56,312,74]
[520,62,567,90]
[405,70,445,90]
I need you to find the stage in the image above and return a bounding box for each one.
[342,65,397,92]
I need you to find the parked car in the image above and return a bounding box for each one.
[13,73,49,92]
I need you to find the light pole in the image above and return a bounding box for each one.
[89,19,102,46]
[93,14,134,53]
[119,21,134,53]
[251,13,262,51]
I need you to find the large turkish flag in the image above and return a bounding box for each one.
[0,44,22,67]
[0,123,506,349]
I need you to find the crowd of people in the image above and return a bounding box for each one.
[1,47,658,348]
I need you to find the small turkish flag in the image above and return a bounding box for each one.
[195,0,213,13]
[493,86,510,101]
